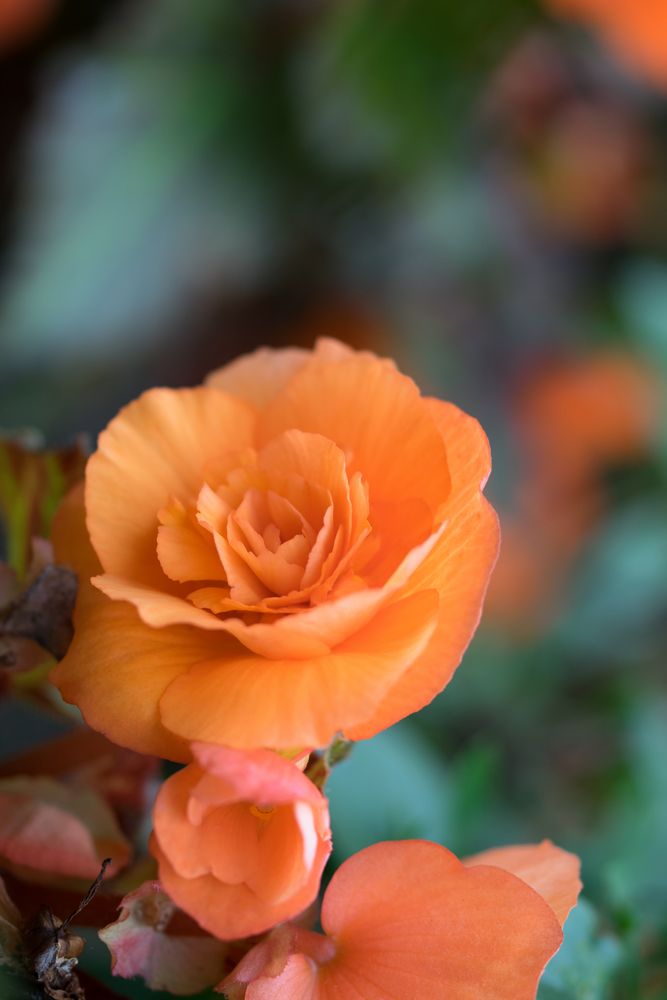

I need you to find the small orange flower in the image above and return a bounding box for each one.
[221,839,581,1000]
[150,744,331,940]
[548,0,667,90]
[51,338,499,758]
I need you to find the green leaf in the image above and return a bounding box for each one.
[538,899,624,1000]
[326,720,451,860]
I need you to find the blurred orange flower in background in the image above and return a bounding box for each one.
[51,338,499,758]
[222,839,581,1000]
[150,743,331,940]
[0,0,55,49]
[548,0,667,90]
[487,351,659,630]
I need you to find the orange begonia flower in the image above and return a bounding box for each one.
[150,744,331,940]
[51,338,499,758]
[548,0,667,90]
[221,839,581,1000]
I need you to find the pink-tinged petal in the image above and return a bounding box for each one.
[99,881,228,996]
[206,347,310,409]
[244,954,318,1000]
[0,728,158,837]
[189,745,328,808]
[0,776,131,881]
[86,387,255,585]
[218,924,298,1000]
[465,841,582,928]
[159,589,439,749]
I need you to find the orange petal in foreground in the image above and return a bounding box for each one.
[151,744,331,940]
[222,839,581,1000]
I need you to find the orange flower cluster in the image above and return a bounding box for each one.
[548,0,667,90]
[44,338,581,997]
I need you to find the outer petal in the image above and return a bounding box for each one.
[159,589,439,749]
[347,400,500,739]
[464,841,582,928]
[318,840,563,1000]
[51,485,209,761]
[50,587,226,762]
[86,387,255,586]
[151,767,211,880]
[259,340,450,517]
[206,347,309,409]
[52,482,101,584]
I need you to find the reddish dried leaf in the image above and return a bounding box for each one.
[100,882,228,996]
[0,776,131,883]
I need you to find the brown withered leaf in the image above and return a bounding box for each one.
[22,860,111,1000]
[304,734,353,791]
[0,564,77,666]
[23,907,85,999]
[0,861,112,1000]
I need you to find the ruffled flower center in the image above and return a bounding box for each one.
[156,432,376,617]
